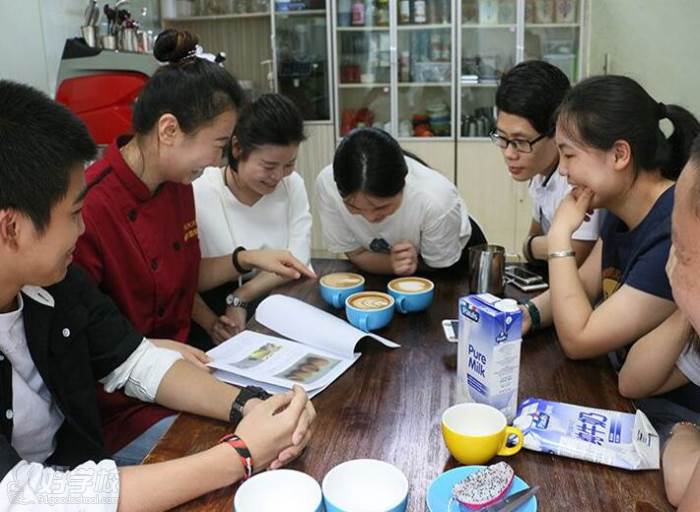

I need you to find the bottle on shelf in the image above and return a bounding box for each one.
[413,0,427,23]
[425,0,438,24]
[430,33,441,61]
[440,32,450,61]
[365,0,375,26]
[376,0,389,25]
[399,50,410,82]
[399,0,410,23]
[338,0,352,26]
[439,0,449,23]
[351,0,365,26]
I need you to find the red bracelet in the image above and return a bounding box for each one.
[220,433,254,480]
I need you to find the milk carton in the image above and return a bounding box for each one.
[513,398,660,470]
[457,294,522,420]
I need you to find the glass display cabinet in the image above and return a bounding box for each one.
[457,0,585,139]
[333,0,457,140]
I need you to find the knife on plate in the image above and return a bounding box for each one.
[480,485,539,512]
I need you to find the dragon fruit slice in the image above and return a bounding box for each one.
[452,461,515,510]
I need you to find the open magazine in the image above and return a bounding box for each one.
[207,294,400,397]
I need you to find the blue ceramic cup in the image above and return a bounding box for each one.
[322,459,409,512]
[345,291,395,332]
[387,277,435,314]
[320,272,365,309]
[234,469,323,512]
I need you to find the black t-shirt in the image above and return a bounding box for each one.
[600,185,674,369]
[601,185,674,302]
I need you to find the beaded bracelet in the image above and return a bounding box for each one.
[670,421,700,437]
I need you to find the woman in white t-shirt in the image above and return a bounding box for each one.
[191,93,312,345]
[316,128,476,276]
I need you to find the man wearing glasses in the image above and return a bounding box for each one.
[493,60,603,266]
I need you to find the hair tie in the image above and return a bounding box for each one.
[657,102,668,120]
[180,45,225,65]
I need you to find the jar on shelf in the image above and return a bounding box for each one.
[352,0,366,25]
[413,0,427,24]
[399,0,410,23]
[497,0,515,23]
[463,0,478,23]
[525,0,536,22]
[535,0,554,23]
[478,0,499,24]
[555,0,577,23]
[427,102,450,136]
[376,0,390,25]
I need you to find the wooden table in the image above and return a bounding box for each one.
[145,259,671,512]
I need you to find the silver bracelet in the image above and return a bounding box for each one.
[548,250,576,260]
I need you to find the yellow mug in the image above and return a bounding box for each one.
[441,403,524,465]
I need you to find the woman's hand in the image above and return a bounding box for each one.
[150,338,212,371]
[224,306,247,335]
[234,385,315,472]
[208,315,239,345]
[390,241,418,276]
[269,397,317,470]
[239,250,316,280]
[550,187,595,240]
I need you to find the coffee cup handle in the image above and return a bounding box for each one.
[332,292,343,309]
[396,296,407,314]
[359,316,369,332]
[497,426,524,457]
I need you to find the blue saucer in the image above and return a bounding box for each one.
[426,466,537,512]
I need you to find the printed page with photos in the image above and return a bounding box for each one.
[207,294,399,396]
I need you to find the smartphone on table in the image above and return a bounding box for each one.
[505,265,549,292]
[442,319,459,342]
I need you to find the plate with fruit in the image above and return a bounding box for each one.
[426,462,537,511]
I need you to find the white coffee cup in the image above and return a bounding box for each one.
[234,469,322,512]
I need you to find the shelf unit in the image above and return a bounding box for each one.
[162,12,269,21]
[333,0,457,141]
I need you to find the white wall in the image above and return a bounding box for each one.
[0,0,52,93]
[588,0,700,118]
[0,0,158,97]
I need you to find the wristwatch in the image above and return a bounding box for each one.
[225,293,248,309]
[229,385,272,425]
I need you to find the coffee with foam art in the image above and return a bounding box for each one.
[388,277,433,293]
[347,292,392,310]
[321,273,364,288]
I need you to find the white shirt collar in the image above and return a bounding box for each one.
[20,286,55,308]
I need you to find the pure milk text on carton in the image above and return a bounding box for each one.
[457,294,522,420]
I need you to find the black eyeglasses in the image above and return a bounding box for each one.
[489,130,547,154]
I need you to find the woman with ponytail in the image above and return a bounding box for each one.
[73,29,314,464]
[520,76,700,372]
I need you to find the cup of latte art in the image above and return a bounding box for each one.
[320,272,366,308]
[344,291,395,332]
[387,277,435,314]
